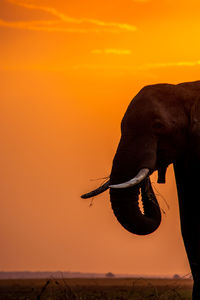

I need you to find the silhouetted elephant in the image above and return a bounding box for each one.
[81,80,200,299]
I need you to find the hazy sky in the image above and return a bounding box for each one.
[1,0,200,276]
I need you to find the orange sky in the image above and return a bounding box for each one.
[1,0,200,276]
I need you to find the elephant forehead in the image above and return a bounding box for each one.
[121,83,192,135]
[125,94,164,120]
[124,95,183,125]
[121,104,160,130]
[128,83,185,112]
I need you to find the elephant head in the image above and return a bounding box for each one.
[81,80,200,298]
[82,82,194,234]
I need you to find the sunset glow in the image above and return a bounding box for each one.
[1,0,200,276]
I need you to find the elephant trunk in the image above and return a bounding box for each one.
[110,177,161,235]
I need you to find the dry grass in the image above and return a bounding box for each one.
[0,277,193,299]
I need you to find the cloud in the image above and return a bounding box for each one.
[3,0,137,33]
[73,59,200,71]
[140,60,200,70]
[0,19,121,33]
[72,64,133,71]
[91,49,132,55]
[132,0,150,2]
[2,59,200,72]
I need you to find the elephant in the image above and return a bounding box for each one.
[81,80,200,299]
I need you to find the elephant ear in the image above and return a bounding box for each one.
[190,98,200,158]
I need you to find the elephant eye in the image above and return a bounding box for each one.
[152,121,165,132]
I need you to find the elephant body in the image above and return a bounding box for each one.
[82,80,200,299]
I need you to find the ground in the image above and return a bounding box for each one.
[0,278,193,299]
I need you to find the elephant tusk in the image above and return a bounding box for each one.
[81,180,110,199]
[109,168,149,189]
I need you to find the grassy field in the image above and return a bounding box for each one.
[0,277,193,300]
